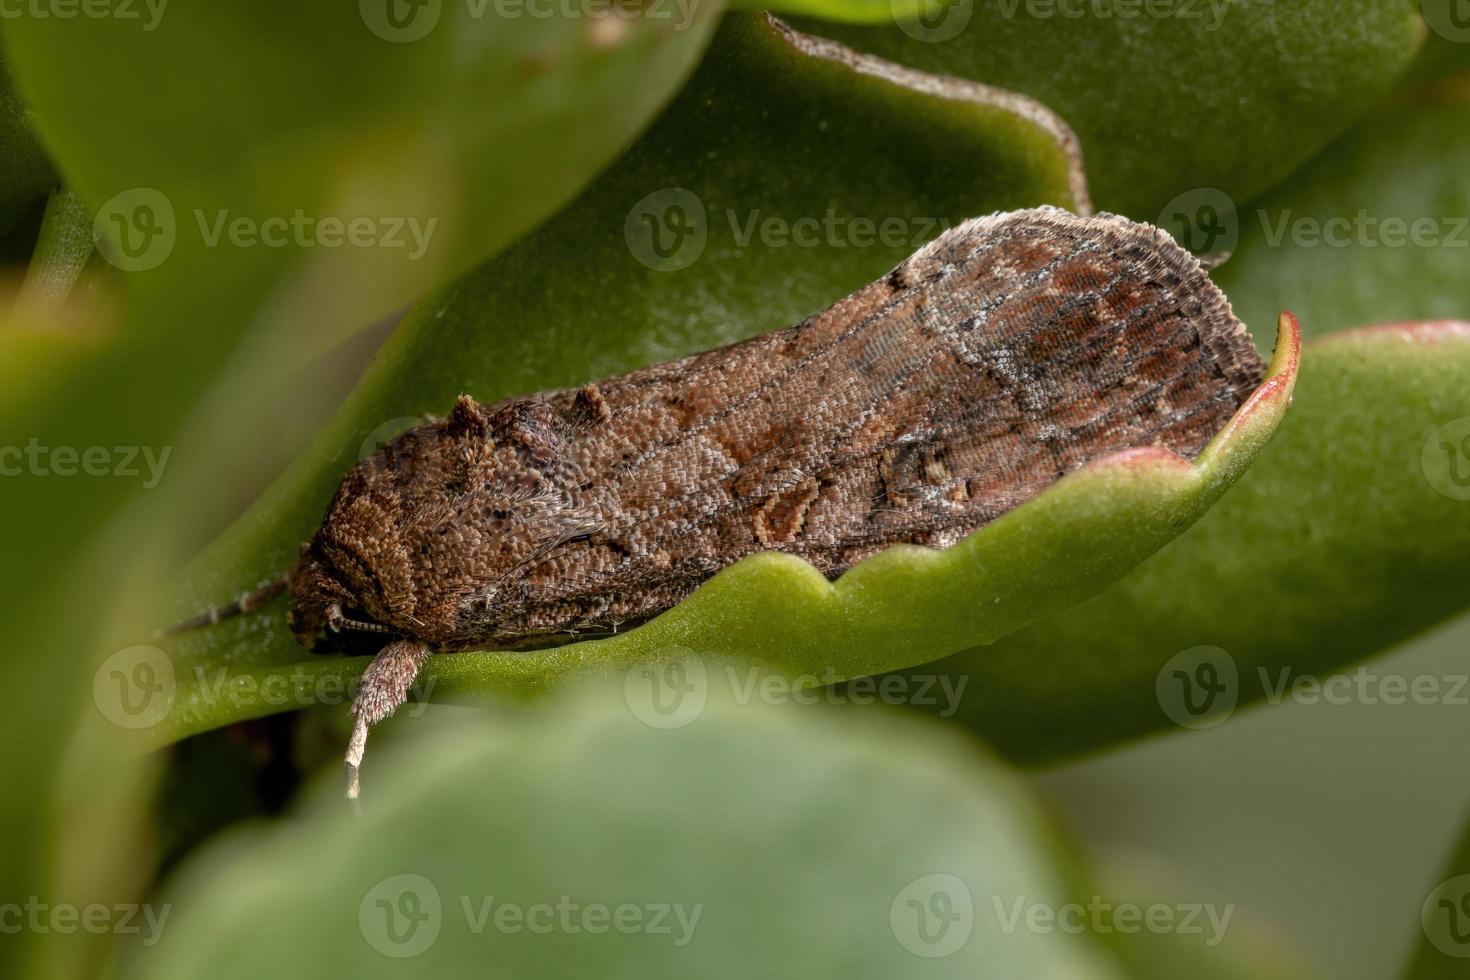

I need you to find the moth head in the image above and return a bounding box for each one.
[287,394,572,651]
[286,540,400,653]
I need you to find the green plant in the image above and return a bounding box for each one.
[1,2,1466,977]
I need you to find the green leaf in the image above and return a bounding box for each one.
[1403,807,1470,979]
[911,322,1470,763]
[153,14,1295,742]
[1090,855,1310,980]
[13,188,93,314]
[795,0,1424,216]
[1409,1,1470,82]
[1215,96,1470,344]
[5,0,724,309]
[734,0,932,22]
[130,688,1129,978]
[0,52,56,235]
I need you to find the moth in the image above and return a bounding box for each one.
[171,206,1265,797]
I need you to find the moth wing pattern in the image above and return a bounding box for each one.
[443,207,1265,641]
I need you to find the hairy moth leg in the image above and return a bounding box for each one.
[346,639,431,799]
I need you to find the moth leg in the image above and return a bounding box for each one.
[346,639,431,800]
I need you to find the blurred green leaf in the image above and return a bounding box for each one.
[6,0,725,313]
[13,188,93,314]
[1216,96,1470,344]
[0,52,56,235]
[155,14,1294,742]
[1408,1,1470,82]
[797,0,1424,217]
[1403,807,1470,979]
[736,0,931,20]
[1090,855,1310,980]
[0,5,721,973]
[133,688,1129,979]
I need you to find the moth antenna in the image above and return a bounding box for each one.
[156,573,290,638]
[346,639,431,800]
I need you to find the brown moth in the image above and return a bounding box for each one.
[173,206,1265,797]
